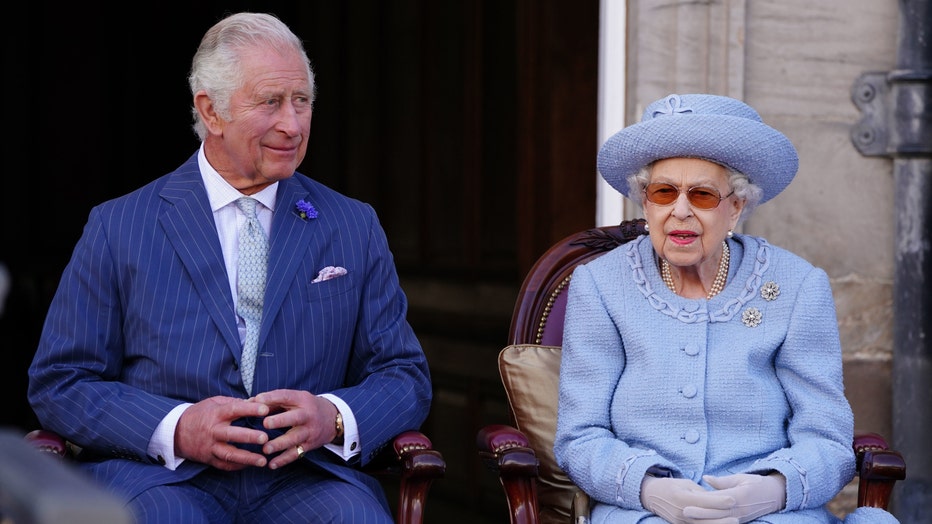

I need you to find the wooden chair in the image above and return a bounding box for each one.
[476,219,907,524]
[26,428,444,524]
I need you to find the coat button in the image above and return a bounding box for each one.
[681,384,698,398]
[684,429,700,444]
[683,343,700,356]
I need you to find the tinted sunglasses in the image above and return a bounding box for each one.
[643,183,735,210]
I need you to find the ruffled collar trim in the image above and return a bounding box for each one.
[625,234,771,324]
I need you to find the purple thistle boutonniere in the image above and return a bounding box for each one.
[295,199,318,221]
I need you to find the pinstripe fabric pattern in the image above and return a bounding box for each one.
[130,462,392,523]
[28,152,431,519]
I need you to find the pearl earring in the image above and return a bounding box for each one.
[644,222,650,232]
[727,229,734,238]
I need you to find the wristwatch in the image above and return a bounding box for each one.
[332,411,344,445]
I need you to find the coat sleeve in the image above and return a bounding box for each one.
[554,263,676,510]
[748,266,856,510]
[326,204,433,465]
[28,205,180,460]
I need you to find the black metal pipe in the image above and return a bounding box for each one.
[851,0,931,521]
[892,157,931,523]
[890,0,930,521]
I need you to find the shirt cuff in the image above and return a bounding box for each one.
[318,393,359,459]
[147,403,192,470]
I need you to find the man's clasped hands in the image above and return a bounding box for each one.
[173,389,338,472]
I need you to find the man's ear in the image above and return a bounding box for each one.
[193,91,223,135]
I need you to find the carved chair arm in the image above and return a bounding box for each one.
[853,431,906,510]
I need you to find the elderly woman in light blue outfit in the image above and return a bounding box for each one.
[553,93,899,524]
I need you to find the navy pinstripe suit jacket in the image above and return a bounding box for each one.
[28,152,432,505]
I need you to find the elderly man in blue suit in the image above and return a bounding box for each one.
[28,12,431,523]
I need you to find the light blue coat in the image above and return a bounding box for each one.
[554,234,898,523]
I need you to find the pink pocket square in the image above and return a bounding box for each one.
[312,266,348,283]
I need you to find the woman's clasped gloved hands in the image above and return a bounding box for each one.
[698,473,786,523]
[641,476,737,524]
[641,472,787,524]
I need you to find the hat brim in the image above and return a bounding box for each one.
[597,113,798,204]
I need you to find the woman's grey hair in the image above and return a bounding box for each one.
[188,12,316,141]
[626,162,764,223]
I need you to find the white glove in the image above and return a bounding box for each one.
[641,475,737,524]
[688,473,786,524]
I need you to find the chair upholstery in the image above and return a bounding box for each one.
[477,219,907,524]
[26,428,444,524]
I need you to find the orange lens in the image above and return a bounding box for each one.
[644,183,726,210]
[644,183,680,205]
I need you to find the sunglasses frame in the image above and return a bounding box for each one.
[643,182,735,210]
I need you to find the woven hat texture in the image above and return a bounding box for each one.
[597,93,799,204]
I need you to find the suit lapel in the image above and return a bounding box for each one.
[154,167,318,357]
[260,178,317,346]
[158,159,242,355]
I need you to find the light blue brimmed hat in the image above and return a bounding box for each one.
[597,93,799,204]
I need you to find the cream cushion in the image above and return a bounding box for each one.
[499,344,589,524]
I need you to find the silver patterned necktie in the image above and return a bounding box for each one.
[235,197,268,395]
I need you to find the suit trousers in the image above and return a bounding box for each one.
[129,459,393,524]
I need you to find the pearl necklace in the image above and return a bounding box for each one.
[661,241,730,299]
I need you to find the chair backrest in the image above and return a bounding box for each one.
[498,220,646,523]
[509,219,648,345]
